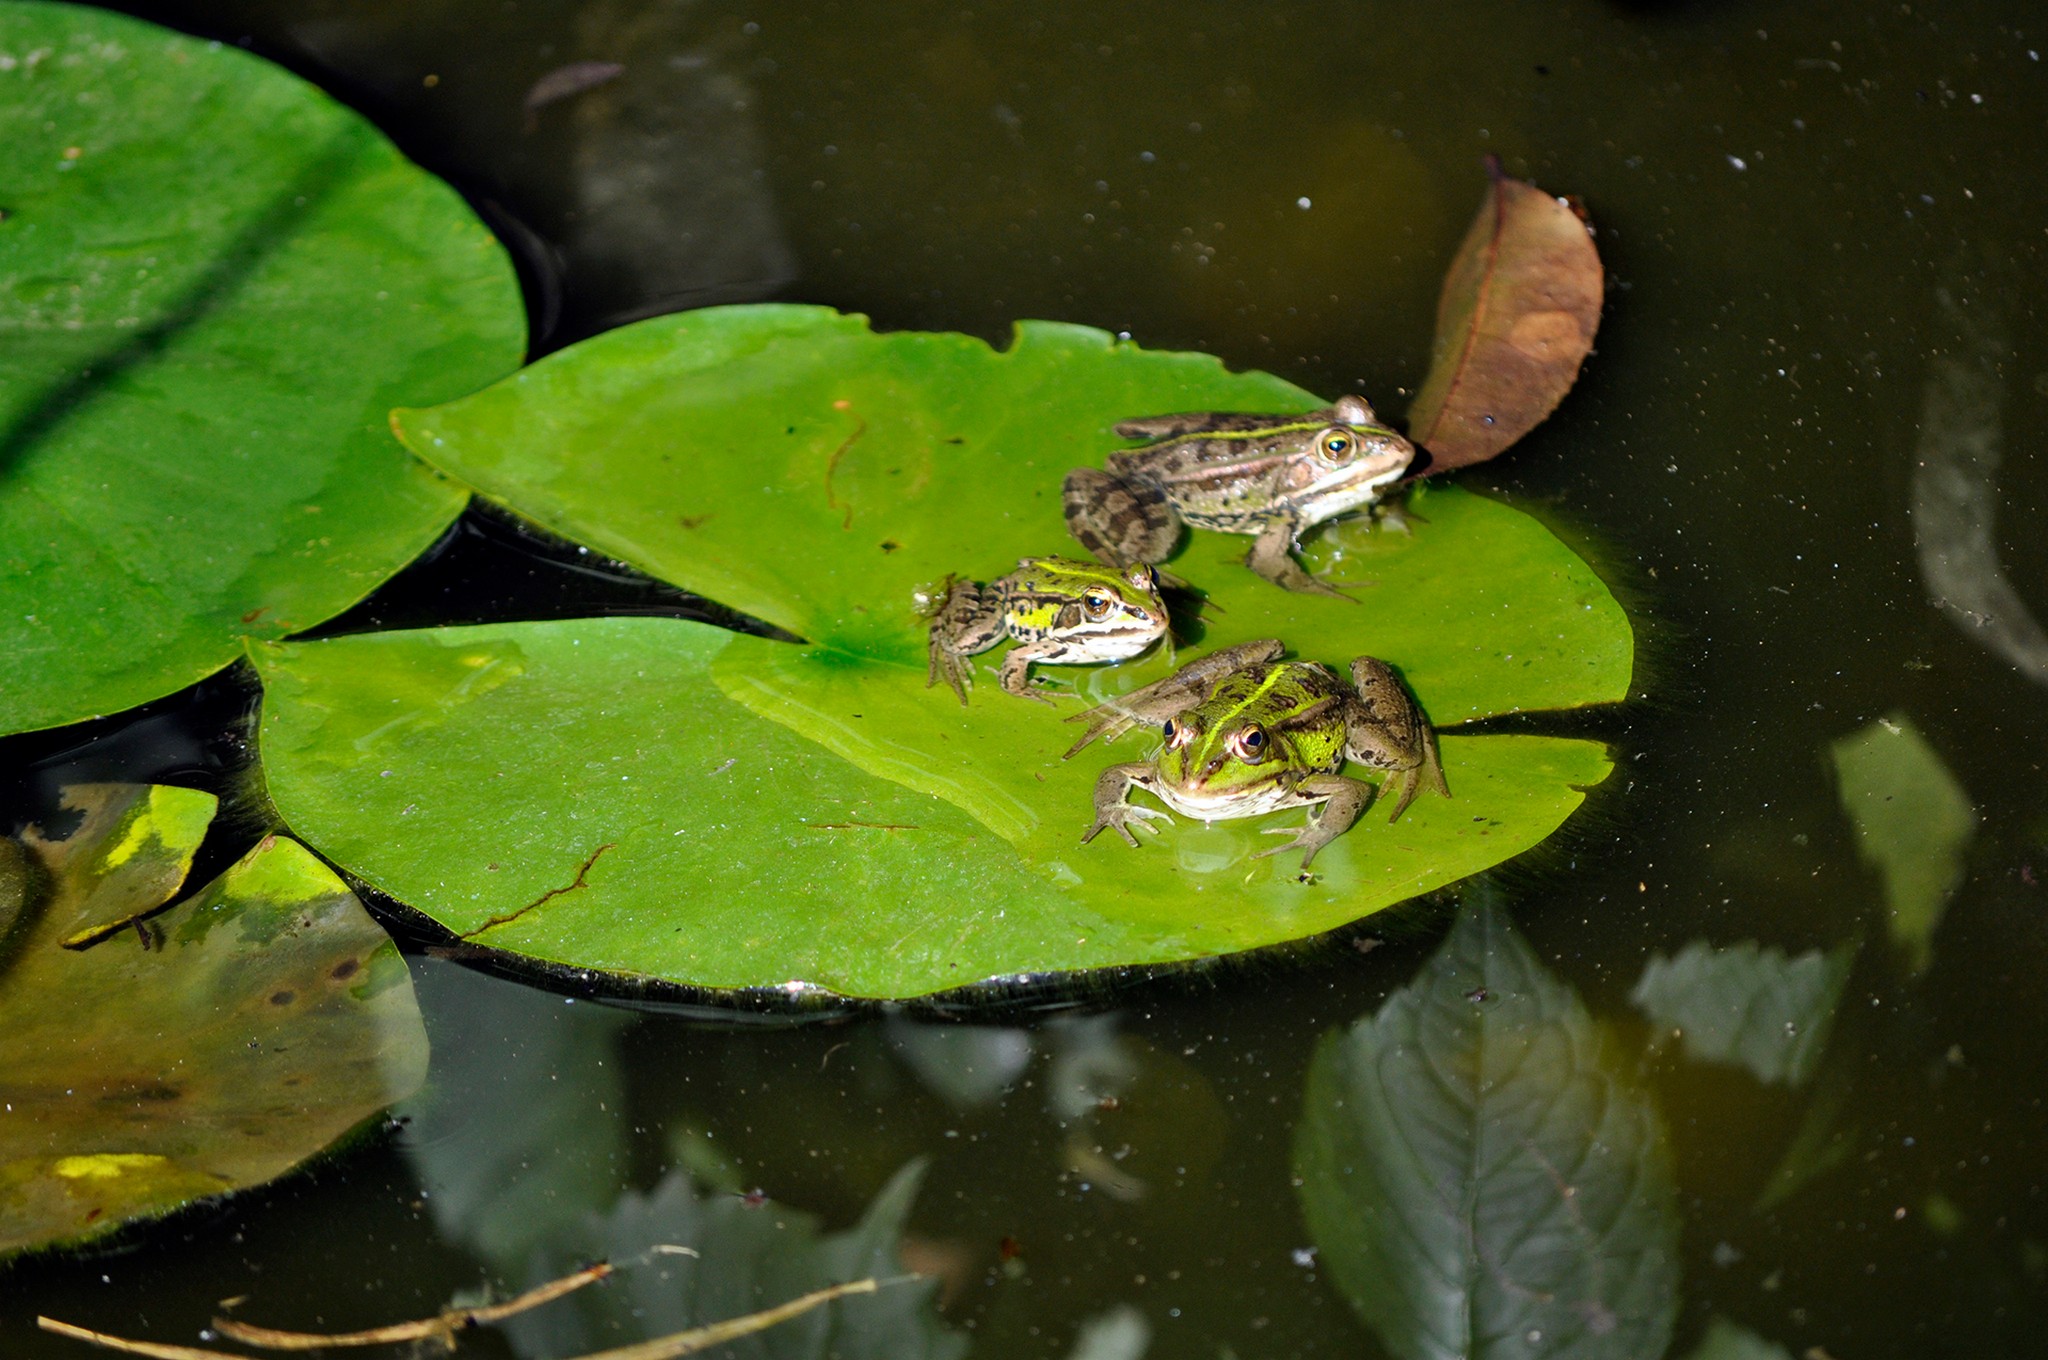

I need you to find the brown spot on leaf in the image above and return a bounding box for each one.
[330,958,360,981]
[269,990,295,1007]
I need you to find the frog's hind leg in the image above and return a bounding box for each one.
[927,577,1002,704]
[1061,638,1286,757]
[1062,468,1181,569]
[1343,656,1448,820]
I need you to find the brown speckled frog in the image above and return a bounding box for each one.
[926,557,1167,704]
[1060,396,1418,598]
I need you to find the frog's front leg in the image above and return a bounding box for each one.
[1062,639,1285,757]
[1246,519,1351,599]
[997,640,1064,704]
[1062,468,1182,571]
[1253,773,1372,869]
[1080,763,1174,848]
[926,577,1004,704]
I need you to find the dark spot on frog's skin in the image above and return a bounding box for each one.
[786,426,797,435]
[1535,64,1550,75]
[330,958,360,981]
[270,990,295,1007]
[945,436,965,445]
[880,540,900,553]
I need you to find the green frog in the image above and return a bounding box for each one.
[1065,638,1448,869]
[1061,395,1418,598]
[926,556,1168,704]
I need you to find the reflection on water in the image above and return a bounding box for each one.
[1296,897,1681,1360]
[7,0,2048,1356]
[1911,272,2048,686]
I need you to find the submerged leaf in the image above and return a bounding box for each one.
[1828,713,1975,973]
[1631,939,1854,1087]
[26,784,219,949]
[0,2,523,736]
[506,1162,963,1360]
[1407,160,1604,471]
[252,618,1612,997]
[0,785,428,1259]
[1294,897,1679,1360]
[1678,1318,1797,1360]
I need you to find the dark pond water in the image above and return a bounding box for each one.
[6,0,2046,1356]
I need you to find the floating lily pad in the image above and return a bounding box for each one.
[344,307,1626,991]
[253,619,1611,997]
[0,784,427,1259]
[42,782,217,948]
[0,2,523,736]
[1295,898,1680,1360]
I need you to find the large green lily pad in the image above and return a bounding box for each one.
[253,619,1612,997]
[351,306,1625,992]
[0,2,523,735]
[0,784,428,1258]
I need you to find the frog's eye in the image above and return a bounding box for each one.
[1233,725,1270,761]
[1319,430,1355,463]
[1082,590,1115,620]
[1163,718,1196,748]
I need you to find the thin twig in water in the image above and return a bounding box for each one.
[37,1318,235,1360]
[210,1263,613,1349]
[576,1278,893,1360]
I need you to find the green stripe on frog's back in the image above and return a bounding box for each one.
[1206,662,1341,731]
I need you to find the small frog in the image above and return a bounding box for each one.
[1061,396,1418,598]
[1065,638,1447,869]
[926,557,1168,704]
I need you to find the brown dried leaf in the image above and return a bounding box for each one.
[1407,157,1604,472]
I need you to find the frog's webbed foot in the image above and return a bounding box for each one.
[1252,775,1369,869]
[1081,764,1172,848]
[927,645,974,705]
[1247,522,1352,599]
[1062,467,1181,570]
[1371,496,1426,536]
